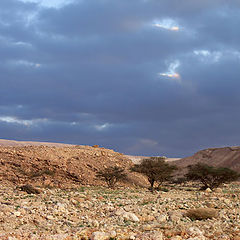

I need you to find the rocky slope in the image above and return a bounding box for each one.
[0,144,146,188]
[174,146,240,173]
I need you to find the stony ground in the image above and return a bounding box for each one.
[0,183,239,240]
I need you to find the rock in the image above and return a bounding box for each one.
[115,208,125,216]
[18,185,41,194]
[46,215,54,220]
[92,220,100,228]
[205,188,212,193]
[122,212,140,222]
[224,199,231,205]
[142,224,152,231]
[170,237,182,240]
[8,237,19,240]
[13,211,21,217]
[187,237,205,240]
[187,227,204,237]
[187,236,206,240]
[168,211,183,223]
[136,231,163,240]
[214,188,222,193]
[156,214,168,222]
[92,145,99,148]
[205,202,215,208]
[109,231,117,238]
[151,231,163,240]
[91,231,109,240]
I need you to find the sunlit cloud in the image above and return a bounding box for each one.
[18,0,76,9]
[14,41,32,47]
[152,19,180,31]
[9,60,41,68]
[94,123,111,131]
[194,50,222,63]
[0,116,47,126]
[158,60,181,81]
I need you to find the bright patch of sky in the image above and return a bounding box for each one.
[194,50,222,63]
[9,60,41,68]
[18,0,76,9]
[152,18,180,31]
[158,60,181,81]
[94,123,111,131]
[0,117,31,126]
[0,116,48,126]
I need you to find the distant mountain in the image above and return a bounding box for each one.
[174,146,240,173]
[0,139,72,147]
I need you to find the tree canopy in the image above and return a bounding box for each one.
[185,163,240,189]
[131,157,177,190]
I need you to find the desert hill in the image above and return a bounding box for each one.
[173,146,240,173]
[0,139,146,188]
[1,139,239,188]
[0,139,72,147]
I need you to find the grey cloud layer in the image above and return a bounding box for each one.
[0,0,240,157]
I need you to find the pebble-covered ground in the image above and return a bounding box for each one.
[0,183,239,240]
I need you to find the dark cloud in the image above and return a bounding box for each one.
[0,0,240,157]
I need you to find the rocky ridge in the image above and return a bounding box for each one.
[0,145,145,188]
[173,146,240,173]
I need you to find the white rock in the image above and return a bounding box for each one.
[122,212,140,222]
[187,237,205,240]
[187,227,204,237]
[92,220,100,228]
[151,231,163,240]
[115,208,125,216]
[205,188,212,193]
[170,236,182,240]
[157,214,168,222]
[8,237,19,240]
[46,215,54,220]
[91,231,109,240]
[136,231,163,240]
[109,230,117,238]
[13,211,21,217]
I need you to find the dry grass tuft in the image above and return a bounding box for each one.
[185,208,218,220]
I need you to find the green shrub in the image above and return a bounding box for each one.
[185,163,240,189]
[130,157,177,191]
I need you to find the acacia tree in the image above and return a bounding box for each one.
[185,163,240,189]
[131,157,177,191]
[96,166,127,188]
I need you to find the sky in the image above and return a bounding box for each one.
[0,0,240,157]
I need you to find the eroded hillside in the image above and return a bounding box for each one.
[0,145,145,188]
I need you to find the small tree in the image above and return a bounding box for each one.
[96,166,127,188]
[130,157,177,191]
[185,163,240,189]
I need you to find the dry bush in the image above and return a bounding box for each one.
[96,166,127,188]
[185,208,218,220]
